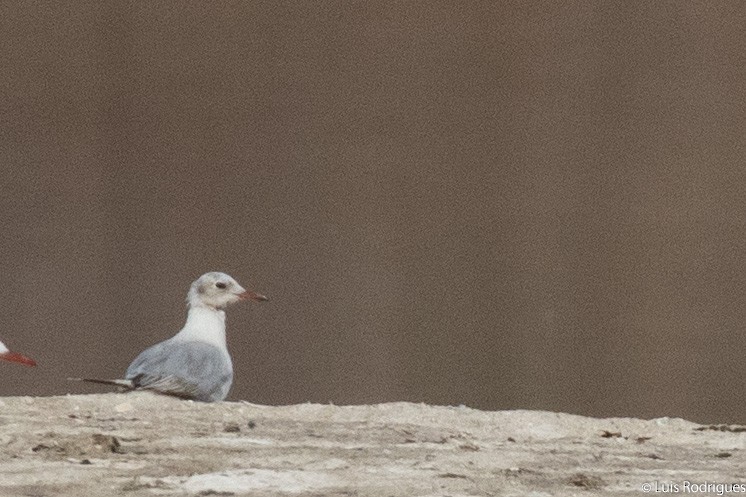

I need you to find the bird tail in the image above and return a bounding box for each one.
[67,377,135,390]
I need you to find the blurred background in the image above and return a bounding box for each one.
[1,2,744,424]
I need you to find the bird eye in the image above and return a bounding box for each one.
[215,282,227,289]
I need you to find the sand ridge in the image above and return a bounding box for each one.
[0,393,743,496]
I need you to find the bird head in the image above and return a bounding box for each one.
[187,272,268,310]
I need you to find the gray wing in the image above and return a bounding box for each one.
[125,339,233,402]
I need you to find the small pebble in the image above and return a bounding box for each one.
[224,423,241,433]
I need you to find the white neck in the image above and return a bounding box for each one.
[173,305,228,349]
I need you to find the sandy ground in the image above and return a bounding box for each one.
[0,393,743,496]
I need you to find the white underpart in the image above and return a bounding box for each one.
[0,340,8,354]
[172,306,228,349]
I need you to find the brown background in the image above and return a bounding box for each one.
[1,2,744,423]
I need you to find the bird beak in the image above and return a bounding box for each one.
[0,351,37,367]
[239,290,269,302]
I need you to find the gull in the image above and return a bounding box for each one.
[73,272,267,402]
[0,338,36,366]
